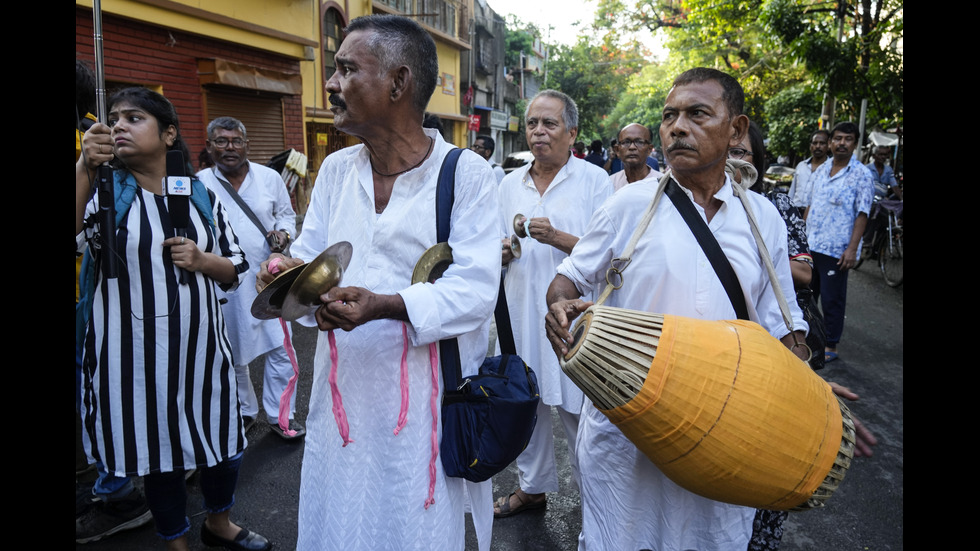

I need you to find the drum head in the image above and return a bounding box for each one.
[563,307,596,362]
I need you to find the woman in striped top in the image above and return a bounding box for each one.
[76,87,270,551]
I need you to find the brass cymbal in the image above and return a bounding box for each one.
[509,235,522,259]
[412,242,453,285]
[280,241,354,321]
[513,213,528,238]
[250,263,306,320]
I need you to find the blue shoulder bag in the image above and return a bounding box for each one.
[435,148,540,483]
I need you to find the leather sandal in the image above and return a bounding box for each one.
[493,489,546,518]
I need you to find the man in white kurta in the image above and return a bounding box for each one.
[546,69,806,551]
[289,128,499,549]
[609,123,663,192]
[495,90,611,518]
[198,118,300,435]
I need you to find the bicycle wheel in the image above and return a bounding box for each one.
[878,229,903,286]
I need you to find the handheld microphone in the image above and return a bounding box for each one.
[166,150,191,284]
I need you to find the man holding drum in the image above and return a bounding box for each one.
[545,68,807,550]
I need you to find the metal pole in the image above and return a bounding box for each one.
[92,0,118,278]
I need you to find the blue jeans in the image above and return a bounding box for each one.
[142,453,243,540]
[811,252,848,347]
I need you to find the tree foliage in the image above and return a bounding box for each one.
[546,37,645,141]
[502,1,901,156]
[762,0,903,128]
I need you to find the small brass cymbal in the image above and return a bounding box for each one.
[412,242,453,285]
[280,241,354,321]
[509,235,522,259]
[250,263,306,320]
[513,213,528,238]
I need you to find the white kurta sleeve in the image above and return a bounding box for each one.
[399,152,501,346]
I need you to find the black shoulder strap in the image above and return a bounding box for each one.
[211,167,269,237]
[664,178,749,320]
[436,149,515,392]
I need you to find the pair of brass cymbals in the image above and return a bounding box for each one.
[250,241,353,321]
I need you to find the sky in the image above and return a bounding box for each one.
[485,0,599,47]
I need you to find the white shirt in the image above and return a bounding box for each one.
[198,161,296,365]
[788,157,823,208]
[290,129,501,550]
[491,163,506,184]
[556,175,805,551]
[498,155,611,412]
[610,165,663,192]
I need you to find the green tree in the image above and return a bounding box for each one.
[765,84,822,162]
[762,0,903,128]
[547,37,646,141]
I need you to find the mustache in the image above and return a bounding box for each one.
[329,94,347,109]
[666,141,696,153]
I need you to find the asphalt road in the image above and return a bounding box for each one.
[78,263,902,550]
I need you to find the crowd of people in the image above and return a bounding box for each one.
[77,12,890,551]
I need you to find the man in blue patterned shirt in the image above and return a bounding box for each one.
[804,121,875,363]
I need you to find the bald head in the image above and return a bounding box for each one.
[617,123,654,171]
[618,123,652,143]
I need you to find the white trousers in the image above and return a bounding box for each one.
[516,401,581,494]
[235,346,296,423]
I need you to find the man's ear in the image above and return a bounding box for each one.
[730,114,749,147]
[391,66,411,102]
[568,126,579,142]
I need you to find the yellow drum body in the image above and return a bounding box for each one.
[562,307,854,511]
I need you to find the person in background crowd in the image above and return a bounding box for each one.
[584,139,606,168]
[610,123,662,192]
[471,134,506,183]
[788,130,829,210]
[804,122,875,364]
[603,138,622,175]
[197,116,302,439]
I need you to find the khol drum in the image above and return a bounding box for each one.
[561,305,855,511]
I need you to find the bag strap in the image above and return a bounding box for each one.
[435,149,515,392]
[664,178,749,320]
[593,160,795,335]
[210,167,268,237]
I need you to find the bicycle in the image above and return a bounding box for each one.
[875,201,903,286]
[856,198,903,286]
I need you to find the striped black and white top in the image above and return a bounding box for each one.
[77,174,248,476]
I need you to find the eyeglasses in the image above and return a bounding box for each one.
[728,147,750,160]
[619,139,650,148]
[470,144,486,151]
[210,137,247,148]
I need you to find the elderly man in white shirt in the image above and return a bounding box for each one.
[197,116,301,438]
[494,89,611,518]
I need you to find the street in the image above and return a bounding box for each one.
[78,263,902,551]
